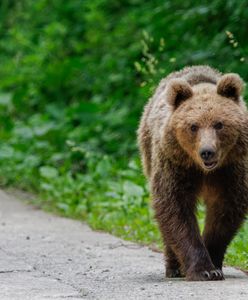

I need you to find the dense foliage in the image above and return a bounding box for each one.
[0,0,248,268]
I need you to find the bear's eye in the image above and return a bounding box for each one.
[214,122,223,130]
[190,124,198,132]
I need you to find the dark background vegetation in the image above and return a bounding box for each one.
[0,0,247,268]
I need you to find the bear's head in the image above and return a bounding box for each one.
[166,74,248,172]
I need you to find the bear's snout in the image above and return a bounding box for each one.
[199,147,218,170]
[199,148,216,161]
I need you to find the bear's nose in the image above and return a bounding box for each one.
[199,148,215,161]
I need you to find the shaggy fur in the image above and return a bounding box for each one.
[137,65,248,281]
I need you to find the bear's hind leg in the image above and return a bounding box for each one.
[203,202,246,271]
[165,245,183,278]
[203,204,229,271]
[203,197,247,271]
[203,166,248,271]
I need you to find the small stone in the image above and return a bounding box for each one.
[102,269,110,273]
[79,288,89,297]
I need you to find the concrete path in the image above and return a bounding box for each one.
[0,190,247,300]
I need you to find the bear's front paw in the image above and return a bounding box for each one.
[186,269,224,281]
[166,267,183,278]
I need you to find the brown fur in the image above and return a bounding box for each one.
[137,65,248,281]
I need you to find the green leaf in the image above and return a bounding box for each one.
[39,166,58,179]
[0,93,12,106]
[0,145,14,159]
[123,180,144,198]
[95,157,112,176]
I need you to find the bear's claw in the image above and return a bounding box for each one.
[187,269,224,281]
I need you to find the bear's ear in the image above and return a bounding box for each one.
[166,79,193,109]
[217,73,244,101]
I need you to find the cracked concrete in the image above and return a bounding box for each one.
[0,189,247,300]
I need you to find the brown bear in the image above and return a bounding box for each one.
[138,65,248,281]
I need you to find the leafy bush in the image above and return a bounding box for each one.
[0,0,247,269]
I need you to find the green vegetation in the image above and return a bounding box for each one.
[0,0,248,269]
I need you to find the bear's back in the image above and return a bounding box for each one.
[152,65,222,109]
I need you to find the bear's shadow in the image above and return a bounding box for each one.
[136,272,245,283]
